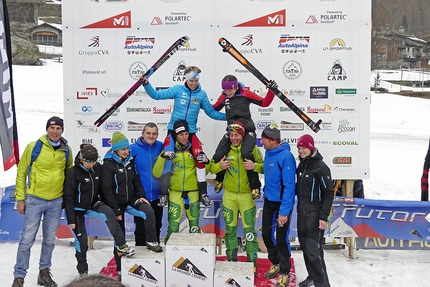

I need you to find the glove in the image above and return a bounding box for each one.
[267,80,278,89]
[196,152,209,164]
[161,152,176,160]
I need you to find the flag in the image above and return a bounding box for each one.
[0,0,19,171]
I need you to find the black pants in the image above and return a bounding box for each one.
[114,198,158,271]
[134,199,164,245]
[261,198,292,274]
[71,203,125,274]
[297,214,331,287]
[213,131,261,190]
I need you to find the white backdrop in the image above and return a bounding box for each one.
[62,0,371,179]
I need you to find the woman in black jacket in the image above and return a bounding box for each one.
[63,144,135,277]
[296,134,334,287]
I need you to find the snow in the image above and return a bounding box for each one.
[1,58,430,286]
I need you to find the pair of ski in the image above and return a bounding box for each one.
[94,36,321,133]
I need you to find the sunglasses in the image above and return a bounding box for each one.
[82,158,97,164]
[228,124,244,133]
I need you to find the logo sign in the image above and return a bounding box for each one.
[337,119,356,133]
[283,60,302,79]
[327,59,347,81]
[278,35,310,53]
[124,36,155,55]
[234,9,286,27]
[126,263,158,284]
[323,38,353,51]
[172,60,187,82]
[172,257,207,281]
[241,34,253,46]
[307,104,332,114]
[280,121,304,131]
[127,121,145,131]
[103,121,124,131]
[333,157,352,164]
[81,11,131,29]
[76,88,98,100]
[129,61,148,80]
[336,88,356,95]
[102,138,111,147]
[333,141,358,146]
[255,120,272,130]
[310,86,328,99]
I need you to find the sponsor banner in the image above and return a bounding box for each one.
[328,197,430,242]
[356,237,430,250]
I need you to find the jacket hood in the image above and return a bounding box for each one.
[103,149,132,165]
[299,148,323,162]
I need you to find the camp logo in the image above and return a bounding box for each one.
[172,60,187,82]
[127,264,158,284]
[124,36,155,55]
[172,257,207,281]
[327,59,347,81]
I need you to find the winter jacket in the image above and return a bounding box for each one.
[63,160,102,225]
[130,137,163,202]
[296,149,334,221]
[143,82,226,133]
[153,142,206,192]
[15,134,73,201]
[101,150,146,215]
[212,83,275,131]
[263,142,297,216]
[209,142,264,193]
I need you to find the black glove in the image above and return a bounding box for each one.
[267,80,278,89]
[196,152,209,164]
[161,152,176,160]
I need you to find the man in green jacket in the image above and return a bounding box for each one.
[153,120,206,243]
[12,116,73,287]
[209,121,264,273]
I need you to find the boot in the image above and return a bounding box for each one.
[11,278,24,287]
[276,273,290,287]
[198,181,212,207]
[264,264,280,279]
[117,243,136,257]
[37,268,57,287]
[299,277,314,287]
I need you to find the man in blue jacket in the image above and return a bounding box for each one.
[130,122,164,245]
[260,123,296,287]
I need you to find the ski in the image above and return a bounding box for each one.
[218,37,322,133]
[94,36,190,127]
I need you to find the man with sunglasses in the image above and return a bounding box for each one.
[12,116,73,287]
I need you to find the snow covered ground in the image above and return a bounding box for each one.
[0,60,429,286]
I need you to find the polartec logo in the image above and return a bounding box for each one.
[234,10,286,27]
[81,11,131,29]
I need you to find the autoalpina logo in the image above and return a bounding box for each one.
[76,88,97,100]
[129,61,148,80]
[80,11,131,29]
[172,257,207,281]
[327,60,347,81]
[278,35,310,53]
[124,37,155,55]
[234,10,286,27]
[333,157,352,164]
[283,60,302,79]
[127,264,158,284]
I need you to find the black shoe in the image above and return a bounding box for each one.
[200,194,212,207]
[146,241,163,253]
[37,268,57,287]
[299,277,314,287]
[158,195,168,207]
[11,278,24,287]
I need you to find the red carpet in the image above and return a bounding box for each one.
[100,255,296,286]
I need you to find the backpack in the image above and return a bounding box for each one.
[27,139,70,187]
[335,180,364,198]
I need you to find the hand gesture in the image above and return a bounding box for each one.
[243,158,256,170]
[219,156,230,170]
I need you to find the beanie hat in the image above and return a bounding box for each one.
[261,123,281,142]
[80,144,98,161]
[46,116,64,131]
[228,121,246,137]
[297,134,315,151]
[111,131,129,151]
[173,120,189,138]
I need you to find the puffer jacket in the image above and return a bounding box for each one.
[296,149,334,221]
[143,82,226,133]
[15,134,73,201]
